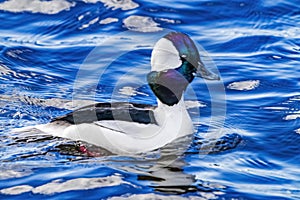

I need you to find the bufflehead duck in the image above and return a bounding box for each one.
[35,32,219,154]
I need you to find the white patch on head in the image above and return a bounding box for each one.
[151,38,182,71]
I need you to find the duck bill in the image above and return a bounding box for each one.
[194,62,220,80]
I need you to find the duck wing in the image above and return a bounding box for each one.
[51,102,157,125]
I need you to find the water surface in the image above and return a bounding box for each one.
[0,0,299,199]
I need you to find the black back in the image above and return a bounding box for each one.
[51,102,157,125]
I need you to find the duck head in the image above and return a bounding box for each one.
[148,32,219,106]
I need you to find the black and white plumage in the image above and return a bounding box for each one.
[30,32,219,154]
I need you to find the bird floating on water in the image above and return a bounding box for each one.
[30,32,220,154]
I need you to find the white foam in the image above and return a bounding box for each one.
[79,17,99,30]
[123,15,162,32]
[83,0,138,10]
[118,86,148,96]
[284,114,300,120]
[227,80,260,91]
[0,175,127,195]
[0,0,138,14]
[0,0,75,14]
[99,17,119,24]
[0,185,33,195]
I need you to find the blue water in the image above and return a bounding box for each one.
[0,0,299,199]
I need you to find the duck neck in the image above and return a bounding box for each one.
[155,95,189,124]
[154,95,194,138]
[176,61,195,83]
[157,95,185,110]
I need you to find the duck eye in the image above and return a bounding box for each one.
[180,55,187,62]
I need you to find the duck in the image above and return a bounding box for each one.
[34,32,220,155]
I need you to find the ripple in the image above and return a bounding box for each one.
[79,17,100,30]
[109,193,219,199]
[284,114,300,120]
[185,100,206,109]
[0,0,139,15]
[0,62,13,77]
[188,132,243,155]
[0,174,129,195]
[157,18,177,24]
[123,15,162,32]
[0,168,32,180]
[0,0,75,14]
[83,0,139,11]
[264,95,300,121]
[0,185,33,195]
[0,0,299,198]
[99,17,119,24]
[227,80,260,91]
[201,26,300,47]
[118,86,148,97]
[0,94,99,110]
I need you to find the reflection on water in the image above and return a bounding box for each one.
[123,15,162,32]
[0,0,75,14]
[0,0,299,199]
[227,80,260,91]
[1,125,240,198]
[0,0,139,14]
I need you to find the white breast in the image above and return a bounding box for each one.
[151,38,182,71]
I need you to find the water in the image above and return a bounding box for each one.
[0,0,299,199]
